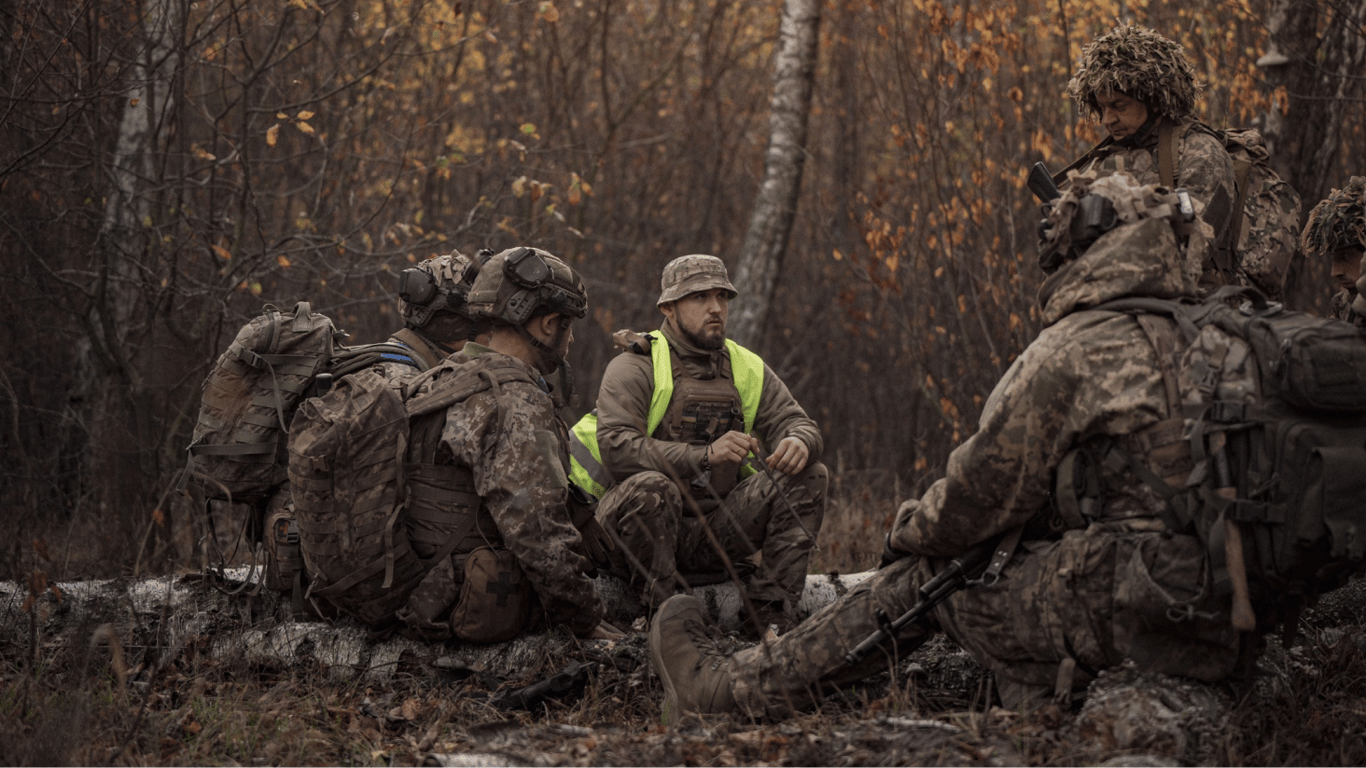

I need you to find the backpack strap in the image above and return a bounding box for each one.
[1157,118,1177,188]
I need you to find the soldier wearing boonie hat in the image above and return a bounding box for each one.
[567,253,827,638]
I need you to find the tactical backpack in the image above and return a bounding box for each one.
[286,357,536,631]
[1156,123,1303,298]
[1091,286,1366,642]
[184,302,428,523]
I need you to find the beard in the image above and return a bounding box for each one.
[678,317,726,351]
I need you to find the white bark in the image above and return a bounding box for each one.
[728,0,821,346]
[0,569,873,683]
[79,0,181,390]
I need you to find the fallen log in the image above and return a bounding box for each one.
[0,567,873,684]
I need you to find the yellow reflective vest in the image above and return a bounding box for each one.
[568,332,765,498]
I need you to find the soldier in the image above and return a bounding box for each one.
[568,254,826,635]
[1300,176,1366,323]
[1059,25,1254,294]
[263,249,491,611]
[390,246,623,642]
[389,249,494,367]
[646,174,1249,722]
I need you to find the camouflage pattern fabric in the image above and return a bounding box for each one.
[407,344,605,637]
[1303,176,1366,265]
[597,463,827,609]
[1066,25,1199,121]
[1064,117,1237,289]
[729,528,1237,718]
[724,198,1244,716]
[657,254,739,305]
[594,322,825,610]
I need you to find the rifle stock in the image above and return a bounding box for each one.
[1028,161,1061,204]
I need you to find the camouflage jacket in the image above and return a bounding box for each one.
[595,322,823,484]
[423,343,604,636]
[891,217,1198,557]
[1065,116,1237,289]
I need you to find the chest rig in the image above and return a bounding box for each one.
[656,347,745,495]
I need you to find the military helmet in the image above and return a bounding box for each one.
[466,247,587,326]
[1066,25,1199,121]
[396,250,487,329]
[657,254,738,306]
[1302,177,1366,262]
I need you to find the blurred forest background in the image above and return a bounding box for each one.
[2,0,1363,581]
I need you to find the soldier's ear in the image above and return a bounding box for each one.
[659,301,676,322]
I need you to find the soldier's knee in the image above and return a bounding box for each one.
[618,471,682,515]
[801,462,829,494]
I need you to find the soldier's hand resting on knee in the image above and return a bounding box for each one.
[766,436,809,475]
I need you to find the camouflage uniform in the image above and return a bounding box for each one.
[398,343,605,638]
[1064,118,1238,291]
[669,177,1244,717]
[592,257,826,619]
[1060,26,1258,294]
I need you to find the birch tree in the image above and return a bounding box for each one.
[728,0,821,346]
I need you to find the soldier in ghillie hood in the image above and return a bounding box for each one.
[1058,25,1247,294]
[1300,176,1366,322]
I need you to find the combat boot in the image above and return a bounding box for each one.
[648,595,736,724]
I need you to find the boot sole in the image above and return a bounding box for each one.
[649,594,698,726]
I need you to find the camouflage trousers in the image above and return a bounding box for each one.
[728,525,1242,718]
[597,463,827,611]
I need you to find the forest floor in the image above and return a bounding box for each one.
[3,575,1366,767]
[5,476,1366,767]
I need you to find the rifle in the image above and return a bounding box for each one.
[1027,161,1061,204]
[844,538,996,666]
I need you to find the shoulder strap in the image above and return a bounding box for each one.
[1157,118,1177,188]
[403,359,535,419]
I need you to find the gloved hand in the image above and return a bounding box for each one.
[567,484,614,576]
[879,532,911,569]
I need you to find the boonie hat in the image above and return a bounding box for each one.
[657,254,739,306]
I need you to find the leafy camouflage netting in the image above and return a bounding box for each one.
[1066,25,1200,120]
[1302,176,1366,261]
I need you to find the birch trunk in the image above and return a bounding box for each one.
[727,0,820,346]
[73,0,182,533]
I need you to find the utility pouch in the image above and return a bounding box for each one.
[449,546,532,643]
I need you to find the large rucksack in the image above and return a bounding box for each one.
[286,357,535,628]
[184,302,427,524]
[1095,286,1366,642]
[1156,124,1303,299]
